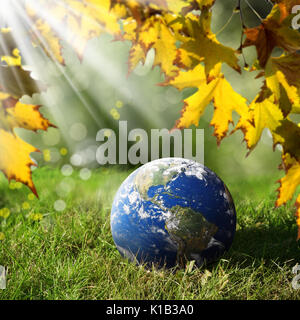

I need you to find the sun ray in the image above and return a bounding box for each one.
[22,0,159,127]
[12,0,105,130]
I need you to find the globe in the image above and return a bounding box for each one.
[111,158,236,268]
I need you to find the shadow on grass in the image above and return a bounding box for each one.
[226,223,300,267]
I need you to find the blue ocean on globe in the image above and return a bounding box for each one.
[111,158,236,268]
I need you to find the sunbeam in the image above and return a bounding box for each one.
[0,0,177,160]
[11,0,108,131]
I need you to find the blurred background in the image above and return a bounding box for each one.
[13,0,282,188]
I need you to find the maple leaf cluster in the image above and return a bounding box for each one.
[0,0,299,238]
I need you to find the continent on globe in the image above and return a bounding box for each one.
[110,158,236,268]
[165,205,218,267]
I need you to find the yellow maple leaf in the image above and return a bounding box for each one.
[265,54,300,111]
[276,152,300,239]
[235,94,284,151]
[151,19,180,77]
[128,43,146,74]
[0,97,54,132]
[162,63,248,143]
[0,129,39,196]
[174,8,241,75]
[125,15,179,76]
[276,156,300,207]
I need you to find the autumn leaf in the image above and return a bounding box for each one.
[118,1,228,76]
[274,119,300,161]
[123,14,180,76]
[127,43,146,74]
[0,28,52,196]
[276,156,300,207]
[268,53,300,89]
[276,153,300,239]
[0,129,39,195]
[234,93,284,152]
[179,10,240,75]
[243,1,300,68]
[149,18,180,77]
[162,63,248,143]
[0,93,54,196]
[265,54,300,110]
[0,97,53,132]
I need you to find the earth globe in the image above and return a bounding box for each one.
[110,158,236,268]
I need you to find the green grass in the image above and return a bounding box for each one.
[0,166,299,300]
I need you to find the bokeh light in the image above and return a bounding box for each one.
[61,164,73,176]
[110,108,120,120]
[79,168,92,181]
[70,153,83,166]
[69,122,88,142]
[115,100,124,108]
[60,147,68,156]
[43,149,51,162]
[54,200,66,212]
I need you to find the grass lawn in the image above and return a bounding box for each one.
[0,166,299,300]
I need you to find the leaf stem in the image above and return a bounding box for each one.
[215,10,235,36]
[245,0,263,22]
[237,0,248,68]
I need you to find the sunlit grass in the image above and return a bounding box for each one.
[0,167,299,300]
